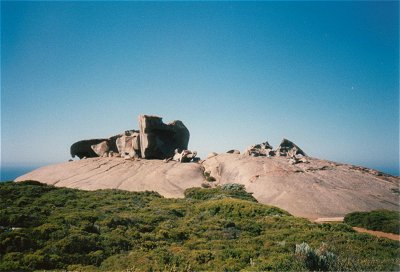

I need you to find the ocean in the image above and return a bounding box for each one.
[1,166,39,182]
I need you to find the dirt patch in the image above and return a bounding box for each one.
[352,227,399,241]
[314,217,344,223]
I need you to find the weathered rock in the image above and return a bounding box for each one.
[91,141,110,157]
[172,149,198,163]
[244,141,274,157]
[16,154,399,219]
[116,130,140,158]
[275,138,306,157]
[71,139,109,159]
[108,151,120,158]
[227,149,240,154]
[202,153,399,219]
[70,115,189,160]
[16,158,205,198]
[139,115,190,159]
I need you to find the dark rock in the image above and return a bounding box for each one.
[70,139,109,159]
[275,138,306,157]
[139,115,190,159]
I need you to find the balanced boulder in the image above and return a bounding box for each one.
[139,115,190,159]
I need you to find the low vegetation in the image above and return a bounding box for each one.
[0,181,399,271]
[344,209,400,234]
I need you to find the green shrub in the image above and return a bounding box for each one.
[295,242,336,271]
[344,210,400,234]
[184,184,257,202]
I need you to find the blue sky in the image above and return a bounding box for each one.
[2,1,399,175]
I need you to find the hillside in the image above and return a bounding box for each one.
[1,181,399,271]
[15,154,399,219]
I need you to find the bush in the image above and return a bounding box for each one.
[295,242,336,271]
[344,210,400,234]
[184,184,257,202]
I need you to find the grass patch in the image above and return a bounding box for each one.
[184,183,257,202]
[0,181,399,271]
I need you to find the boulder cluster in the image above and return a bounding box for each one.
[70,114,307,165]
[243,139,307,164]
[70,115,197,162]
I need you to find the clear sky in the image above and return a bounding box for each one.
[2,1,399,175]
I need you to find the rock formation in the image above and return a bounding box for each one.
[16,154,399,220]
[71,139,110,159]
[244,141,275,157]
[70,115,190,161]
[24,117,399,220]
[172,149,198,163]
[275,138,306,157]
[244,139,306,159]
[138,115,190,159]
[201,153,399,219]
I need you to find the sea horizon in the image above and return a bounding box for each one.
[1,165,43,182]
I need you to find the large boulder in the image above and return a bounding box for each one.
[275,138,306,157]
[139,115,190,159]
[71,139,109,159]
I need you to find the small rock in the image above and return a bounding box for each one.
[172,149,198,163]
[227,149,240,154]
